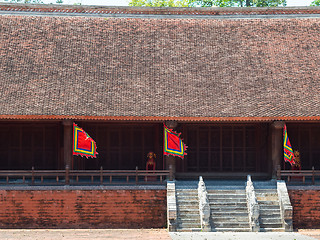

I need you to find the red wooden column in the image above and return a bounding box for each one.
[165,120,178,180]
[271,121,284,178]
[63,120,73,170]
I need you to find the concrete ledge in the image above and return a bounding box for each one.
[0,185,166,191]
[287,185,320,190]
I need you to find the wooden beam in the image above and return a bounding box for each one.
[62,120,73,170]
[271,121,284,178]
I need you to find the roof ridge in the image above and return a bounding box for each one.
[1,3,320,16]
[1,115,320,122]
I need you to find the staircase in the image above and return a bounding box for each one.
[170,179,292,232]
[208,189,251,232]
[176,188,201,232]
[255,189,285,232]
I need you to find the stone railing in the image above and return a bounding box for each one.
[277,180,293,232]
[245,175,260,232]
[198,176,211,231]
[167,181,177,231]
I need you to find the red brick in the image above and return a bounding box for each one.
[289,190,320,229]
[0,190,167,228]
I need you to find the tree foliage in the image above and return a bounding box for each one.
[129,0,287,7]
[311,0,320,5]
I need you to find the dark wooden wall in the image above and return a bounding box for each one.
[286,123,320,170]
[177,123,269,173]
[0,121,62,170]
[73,122,163,171]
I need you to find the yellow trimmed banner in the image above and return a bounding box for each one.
[73,123,97,158]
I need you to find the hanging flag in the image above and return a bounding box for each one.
[163,124,187,159]
[73,123,98,158]
[283,124,295,166]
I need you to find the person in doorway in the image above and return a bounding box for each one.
[146,152,156,181]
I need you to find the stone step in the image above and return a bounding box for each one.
[178,208,200,213]
[178,213,201,219]
[177,216,200,225]
[213,227,252,232]
[255,190,278,196]
[260,207,281,212]
[207,190,246,194]
[178,213,200,219]
[176,191,198,195]
[259,204,280,209]
[255,192,278,195]
[176,196,198,200]
[259,218,282,224]
[211,216,249,222]
[210,205,248,211]
[177,204,199,210]
[258,200,279,205]
[209,197,247,201]
[211,222,250,228]
[176,228,202,232]
[259,212,281,218]
[256,193,278,198]
[260,227,285,232]
[211,211,249,217]
[211,211,249,216]
[176,195,198,200]
[176,195,198,199]
[257,197,279,202]
[177,218,201,223]
[177,202,198,206]
[177,215,200,221]
[210,202,247,207]
[177,215,200,220]
[260,223,283,228]
[176,190,198,194]
[255,189,278,193]
[177,199,199,205]
[177,222,202,229]
[207,193,246,198]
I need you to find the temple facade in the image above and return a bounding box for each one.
[0,4,320,180]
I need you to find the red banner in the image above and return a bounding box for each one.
[73,123,97,158]
[163,124,187,159]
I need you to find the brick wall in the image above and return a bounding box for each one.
[0,189,167,228]
[288,189,320,229]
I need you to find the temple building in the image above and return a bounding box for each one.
[0,3,320,229]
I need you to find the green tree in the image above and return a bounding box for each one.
[129,0,286,7]
[311,0,320,5]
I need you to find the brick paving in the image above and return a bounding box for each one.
[298,229,320,240]
[0,229,171,240]
[1,229,320,240]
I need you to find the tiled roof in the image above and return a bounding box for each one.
[0,10,320,121]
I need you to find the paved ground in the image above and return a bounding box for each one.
[299,230,320,240]
[0,229,171,240]
[170,231,319,240]
[0,229,320,240]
